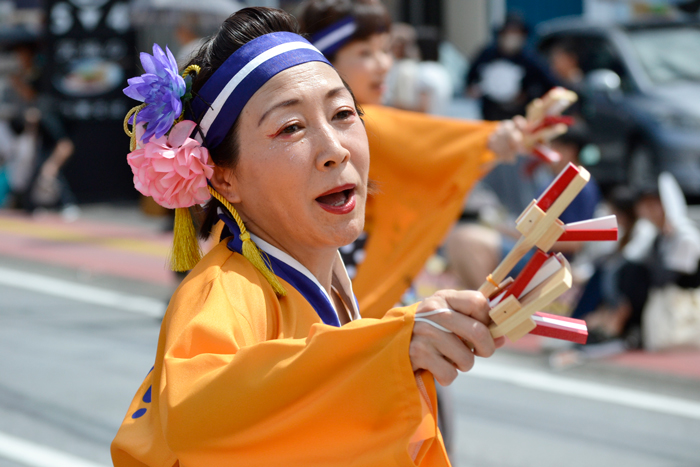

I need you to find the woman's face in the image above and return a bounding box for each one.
[332,33,392,105]
[216,62,369,258]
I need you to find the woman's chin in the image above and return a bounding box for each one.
[326,218,365,249]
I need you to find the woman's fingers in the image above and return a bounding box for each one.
[426,324,476,372]
[531,123,568,144]
[513,114,528,130]
[409,327,458,385]
[424,310,497,358]
[434,289,491,324]
[410,322,472,385]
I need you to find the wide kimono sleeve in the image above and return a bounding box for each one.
[111,246,447,467]
[355,105,499,319]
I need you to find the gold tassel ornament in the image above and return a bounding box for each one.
[169,207,203,272]
[208,187,287,296]
[123,103,147,151]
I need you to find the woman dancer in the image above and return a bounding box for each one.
[112,8,502,467]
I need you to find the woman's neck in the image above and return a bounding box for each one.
[247,228,338,294]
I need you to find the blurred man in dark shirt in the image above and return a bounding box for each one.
[466,14,560,120]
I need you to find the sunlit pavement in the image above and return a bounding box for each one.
[0,208,174,287]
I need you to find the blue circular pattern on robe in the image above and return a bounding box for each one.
[142,386,152,403]
[132,408,147,419]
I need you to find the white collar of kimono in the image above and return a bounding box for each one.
[249,232,361,321]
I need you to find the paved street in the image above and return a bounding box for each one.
[453,356,700,466]
[1,207,700,467]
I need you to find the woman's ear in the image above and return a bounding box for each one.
[210,165,242,204]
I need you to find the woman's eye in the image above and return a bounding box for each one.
[280,124,300,134]
[334,109,355,120]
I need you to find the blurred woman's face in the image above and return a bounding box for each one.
[332,33,392,105]
[215,62,369,258]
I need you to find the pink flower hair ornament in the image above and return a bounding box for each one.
[127,119,213,210]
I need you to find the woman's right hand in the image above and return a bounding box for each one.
[409,289,505,386]
[487,117,525,164]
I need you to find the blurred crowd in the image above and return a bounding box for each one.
[0,31,78,217]
[1,3,700,353]
[378,13,700,354]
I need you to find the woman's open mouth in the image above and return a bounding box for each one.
[316,184,356,215]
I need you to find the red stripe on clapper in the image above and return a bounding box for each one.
[558,228,618,242]
[532,144,561,164]
[536,163,579,212]
[530,312,588,344]
[504,249,551,299]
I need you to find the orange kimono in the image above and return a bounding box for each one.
[355,105,499,318]
[111,237,449,466]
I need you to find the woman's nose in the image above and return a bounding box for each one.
[375,50,392,74]
[316,128,350,170]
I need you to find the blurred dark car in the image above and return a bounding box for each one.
[537,18,700,195]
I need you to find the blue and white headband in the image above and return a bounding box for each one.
[189,31,331,149]
[310,16,357,57]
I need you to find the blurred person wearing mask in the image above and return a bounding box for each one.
[466,14,560,121]
[464,15,563,231]
[298,0,563,320]
[4,42,75,214]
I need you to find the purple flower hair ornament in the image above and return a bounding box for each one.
[123,44,186,143]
